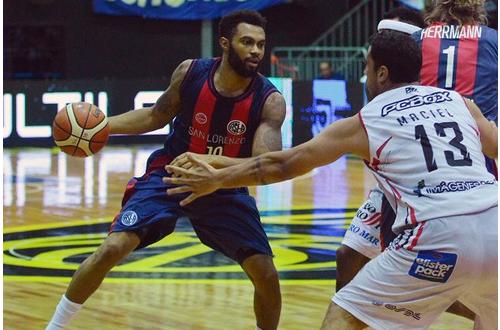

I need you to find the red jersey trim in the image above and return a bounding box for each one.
[223,93,255,157]
[455,37,479,96]
[420,33,441,86]
[188,81,217,154]
[407,222,425,251]
[357,112,370,162]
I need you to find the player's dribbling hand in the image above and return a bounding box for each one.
[163,153,221,206]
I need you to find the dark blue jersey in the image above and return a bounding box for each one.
[146,58,279,172]
[414,24,498,122]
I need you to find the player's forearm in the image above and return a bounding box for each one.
[209,156,252,169]
[215,150,305,188]
[108,107,166,135]
[482,121,498,159]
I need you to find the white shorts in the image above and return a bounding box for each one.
[341,188,383,259]
[333,206,498,330]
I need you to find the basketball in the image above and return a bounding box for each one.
[52,102,110,157]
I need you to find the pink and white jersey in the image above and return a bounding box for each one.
[359,85,497,232]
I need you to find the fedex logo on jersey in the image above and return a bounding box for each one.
[381,91,452,117]
[409,250,457,283]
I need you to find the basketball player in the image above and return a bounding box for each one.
[416,0,497,176]
[335,7,427,294]
[338,2,496,320]
[164,30,498,329]
[350,1,497,319]
[46,10,285,330]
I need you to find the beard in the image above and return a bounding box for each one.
[228,45,261,78]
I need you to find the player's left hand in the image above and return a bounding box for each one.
[163,153,221,206]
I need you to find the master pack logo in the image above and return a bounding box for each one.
[409,250,457,283]
[4,208,356,283]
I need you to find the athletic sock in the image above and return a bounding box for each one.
[46,294,83,330]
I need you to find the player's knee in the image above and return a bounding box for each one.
[90,241,131,268]
[336,245,354,268]
[242,253,280,288]
[335,245,370,291]
[250,265,279,286]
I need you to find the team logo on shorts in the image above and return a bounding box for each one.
[409,250,457,283]
[195,113,207,125]
[120,211,138,226]
[227,120,246,135]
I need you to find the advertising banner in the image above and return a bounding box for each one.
[93,0,287,20]
[3,77,294,148]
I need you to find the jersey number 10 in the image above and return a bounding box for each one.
[207,146,223,155]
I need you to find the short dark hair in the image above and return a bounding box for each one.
[218,10,267,40]
[369,30,422,83]
[383,6,426,28]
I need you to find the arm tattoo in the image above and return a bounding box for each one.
[254,157,268,185]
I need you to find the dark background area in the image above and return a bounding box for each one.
[4,0,497,148]
[4,0,361,80]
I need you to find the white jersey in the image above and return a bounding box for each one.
[359,85,497,232]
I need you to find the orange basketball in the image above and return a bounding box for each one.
[52,102,109,157]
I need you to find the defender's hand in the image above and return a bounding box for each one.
[163,153,221,206]
[169,152,210,177]
[170,152,215,177]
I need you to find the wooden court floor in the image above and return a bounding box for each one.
[3,146,473,329]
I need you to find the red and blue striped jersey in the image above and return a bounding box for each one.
[149,58,278,170]
[413,23,497,122]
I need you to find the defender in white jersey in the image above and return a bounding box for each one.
[337,8,427,294]
[163,30,498,329]
[360,85,496,228]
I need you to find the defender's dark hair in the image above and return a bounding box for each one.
[369,30,422,83]
[218,10,267,40]
[383,6,426,28]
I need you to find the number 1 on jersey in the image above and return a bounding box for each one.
[442,46,456,88]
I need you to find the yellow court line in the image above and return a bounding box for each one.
[4,217,113,234]
[4,207,356,234]
[3,275,335,286]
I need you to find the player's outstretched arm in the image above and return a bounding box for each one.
[164,115,369,206]
[463,98,498,159]
[108,59,192,135]
[169,91,286,170]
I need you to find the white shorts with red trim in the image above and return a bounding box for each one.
[341,188,383,259]
[333,206,498,330]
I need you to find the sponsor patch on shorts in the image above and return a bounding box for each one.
[120,210,139,226]
[409,250,457,283]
